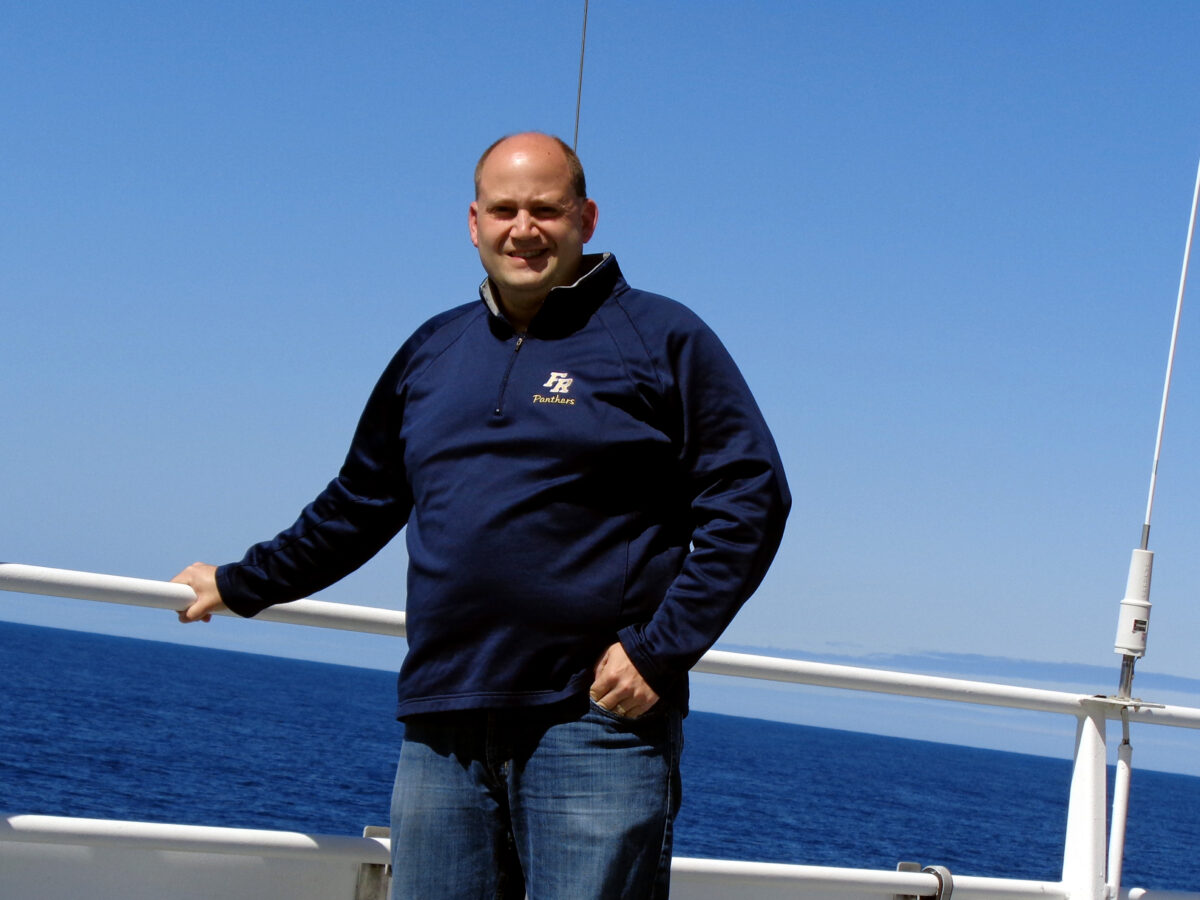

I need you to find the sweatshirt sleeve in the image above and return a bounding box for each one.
[215,347,414,617]
[616,304,790,696]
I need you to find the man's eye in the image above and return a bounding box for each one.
[491,206,516,217]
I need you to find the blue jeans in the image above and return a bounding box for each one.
[389,697,683,899]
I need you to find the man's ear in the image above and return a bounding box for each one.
[468,201,480,248]
[581,199,598,242]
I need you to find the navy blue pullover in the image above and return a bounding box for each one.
[217,254,790,718]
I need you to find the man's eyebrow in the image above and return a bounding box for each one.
[484,196,571,212]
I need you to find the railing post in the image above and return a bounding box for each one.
[355,825,390,900]
[1061,704,1108,900]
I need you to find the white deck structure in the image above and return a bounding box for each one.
[3,563,1200,900]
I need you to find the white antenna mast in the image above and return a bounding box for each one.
[1114,154,1200,698]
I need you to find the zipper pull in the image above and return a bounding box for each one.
[493,334,527,417]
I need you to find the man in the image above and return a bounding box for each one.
[174,132,790,899]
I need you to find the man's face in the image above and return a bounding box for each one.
[469,136,598,316]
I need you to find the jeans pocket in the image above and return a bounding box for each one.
[587,697,661,725]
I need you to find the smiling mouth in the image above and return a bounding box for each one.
[508,249,549,261]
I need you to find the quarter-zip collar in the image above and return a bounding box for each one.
[480,252,622,340]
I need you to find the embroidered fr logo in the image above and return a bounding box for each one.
[543,372,573,394]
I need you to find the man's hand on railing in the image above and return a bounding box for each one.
[171,562,228,624]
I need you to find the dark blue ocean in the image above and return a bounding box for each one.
[2,621,1198,889]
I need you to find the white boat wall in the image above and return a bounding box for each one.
[3,563,1200,900]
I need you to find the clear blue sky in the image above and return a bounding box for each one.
[5,2,1200,768]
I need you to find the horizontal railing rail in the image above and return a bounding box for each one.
[3,812,1063,900]
[697,649,1200,728]
[671,858,1064,900]
[1,812,390,863]
[0,562,407,635]
[4,563,1199,729]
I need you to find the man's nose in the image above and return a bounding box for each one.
[512,209,537,236]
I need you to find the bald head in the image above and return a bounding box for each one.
[474,132,588,201]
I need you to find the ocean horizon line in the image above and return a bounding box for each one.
[5,618,1199,777]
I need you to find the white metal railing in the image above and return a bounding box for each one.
[1,813,389,862]
[5,563,1198,729]
[696,648,1200,726]
[4,562,1200,900]
[670,858,1064,900]
[0,563,407,636]
[1,811,1067,900]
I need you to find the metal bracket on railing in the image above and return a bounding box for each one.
[923,865,954,900]
[893,860,922,900]
[356,826,390,900]
[892,861,952,900]
[892,859,916,900]
[1091,695,1165,713]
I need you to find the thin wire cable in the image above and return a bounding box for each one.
[573,0,590,151]
[1141,155,1200,550]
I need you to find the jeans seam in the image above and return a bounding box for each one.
[652,710,683,899]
